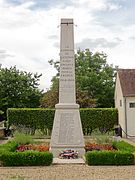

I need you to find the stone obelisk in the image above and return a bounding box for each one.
[50,18,85,157]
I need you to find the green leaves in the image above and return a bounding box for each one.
[0,138,53,166]
[113,141,135,153]
[85,151,134,165]
[80,108,118,135]
[7,108,117,136]
[7,108,55,135]
[0,66,42,119]
[75,49,116,107]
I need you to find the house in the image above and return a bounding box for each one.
[115,69,135,138]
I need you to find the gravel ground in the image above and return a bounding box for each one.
[0,165,135,180]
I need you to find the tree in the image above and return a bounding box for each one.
[0,66,42,119]
[40,89,96,108]
[40,90,58,108]
[41,49,117,108]
[75,49,116,107]
[0,110,4,122]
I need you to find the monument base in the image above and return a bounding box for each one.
[50,103,85,158]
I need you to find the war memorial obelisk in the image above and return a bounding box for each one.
[50,18,85,157]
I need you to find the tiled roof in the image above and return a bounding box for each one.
[118,69,135,97]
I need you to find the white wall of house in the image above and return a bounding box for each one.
[115,74,126,137]
[125,97,135,137]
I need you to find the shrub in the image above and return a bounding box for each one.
[0,151,53,166]
[0,140,53,166]
[80,108,118,135]
[96,136,113,144]
[7,108,118,135]
[0,141,18,153]
[0,110,4,115]
[7,108,54,135]
[85,151,134,165]
[113,141,135,153]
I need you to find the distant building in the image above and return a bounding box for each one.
[115,69,135,138]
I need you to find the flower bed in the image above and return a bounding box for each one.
[85,141,135,165]
[85,143,115,152]
[0,141,53,166]
[16,144,49,152]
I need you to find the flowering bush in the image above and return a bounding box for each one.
[16,144,49,152]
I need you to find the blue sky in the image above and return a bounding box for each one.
[0,0,135,91]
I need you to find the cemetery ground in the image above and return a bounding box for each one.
[1,133,135,180]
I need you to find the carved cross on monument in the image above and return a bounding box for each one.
[50,18,85,157]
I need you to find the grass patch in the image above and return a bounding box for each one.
[113,140,135,153]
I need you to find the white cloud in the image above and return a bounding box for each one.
[0,0,135,91]
[75,0,107,11]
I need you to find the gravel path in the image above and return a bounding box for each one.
[1,165,135,180]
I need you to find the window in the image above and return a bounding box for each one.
[129,103,135,108]
[120,100,122,107]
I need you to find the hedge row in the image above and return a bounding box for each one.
[80,108,118,134]
[7,108,118,135]
[0,141,53,166]
[7,108,55,135]
[85,151,134,165]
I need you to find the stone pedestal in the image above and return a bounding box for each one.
[50,104,85,157]
[50,19,85,157]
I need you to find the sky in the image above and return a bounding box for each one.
[0,0,135,91]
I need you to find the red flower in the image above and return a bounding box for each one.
[16,144,49,152]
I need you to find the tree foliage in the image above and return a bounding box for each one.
[75,49,116,107]
[40,90,59,108]
[41,49,116,108]
[40,90,96,108]
[0,66,42,120]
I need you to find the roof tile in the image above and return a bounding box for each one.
[118,69,135,96]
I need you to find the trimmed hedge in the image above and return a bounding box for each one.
[7,108,55,134]
[85,151,134,165]
[7,108,118,135]
[0,151,53,166]
[0,141,53,166]
[80,108,118,134]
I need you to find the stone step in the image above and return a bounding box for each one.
[53,158,85,164]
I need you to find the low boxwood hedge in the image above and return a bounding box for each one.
[85,151,134,165]
[0,141,53,166]
[0,151,53,166]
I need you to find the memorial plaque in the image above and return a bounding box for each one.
[50,18,85,157]
[58,113,74,144]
